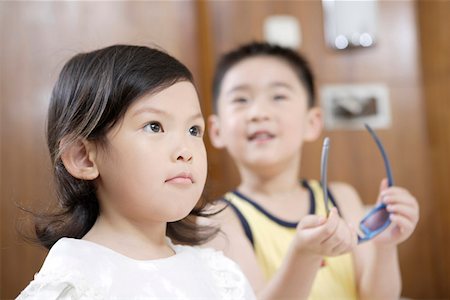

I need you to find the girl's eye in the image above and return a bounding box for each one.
[189,125,203,137]
[144,121,164,133]
[273,94,287,101]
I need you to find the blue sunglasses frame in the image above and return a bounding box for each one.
[320,123,394,244]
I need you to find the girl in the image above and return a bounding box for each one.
[17,45,255,299]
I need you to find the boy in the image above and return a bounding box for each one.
[205,42,419,300]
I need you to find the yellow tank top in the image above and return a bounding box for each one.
[223,180,357,300]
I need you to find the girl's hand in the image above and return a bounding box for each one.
[294,207,357,258]
[372,179,419,246]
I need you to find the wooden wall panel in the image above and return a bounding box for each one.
[1,1,447,299]
[418,1,450,298]
[0,2,200,298]
[202,1,437,298]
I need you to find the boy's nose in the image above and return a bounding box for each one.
[248,101,271,122]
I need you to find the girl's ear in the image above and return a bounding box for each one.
[208,114,225,149]
[60,137,99,180]
[304,107,324,141]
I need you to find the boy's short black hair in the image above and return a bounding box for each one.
[212,41,315,112]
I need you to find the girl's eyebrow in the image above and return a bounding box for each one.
[132,106,203,122]
[189,112,204,121]
[132,107,168,117]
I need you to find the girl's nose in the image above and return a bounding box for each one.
[174,148,193,163]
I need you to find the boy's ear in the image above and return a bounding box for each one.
[60,137,99,180]
[304,107,323,141]
[207,114,226,149]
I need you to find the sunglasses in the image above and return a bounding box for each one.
[320,124,393,244]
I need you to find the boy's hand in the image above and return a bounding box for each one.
[372,179,419,246]
[294,207,357,258]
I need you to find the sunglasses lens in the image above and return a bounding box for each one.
[361,207,390,231]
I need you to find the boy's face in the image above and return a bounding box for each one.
[209,56,321,171]
[94,81,207,224]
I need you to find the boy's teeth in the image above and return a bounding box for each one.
[251,132,272,140]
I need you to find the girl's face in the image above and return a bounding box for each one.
[94,81,207,224]
[209,56,320,172]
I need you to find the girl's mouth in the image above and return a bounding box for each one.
[165,172,194,184]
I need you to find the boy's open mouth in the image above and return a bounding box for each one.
[248,131,275,142]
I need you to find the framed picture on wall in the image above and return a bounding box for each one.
[320,83,391,130]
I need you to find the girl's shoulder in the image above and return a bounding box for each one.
[18,238,255,300]
[172,243,256,300]
[172,241,239,270]
[17,238,106,299]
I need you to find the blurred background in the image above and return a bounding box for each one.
[1,1,449,299]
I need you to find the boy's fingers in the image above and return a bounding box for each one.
[386,204,419,223]
[378,178,389,198]
[299,208,339,244]
[298,214,326,230]
[330,239,352,256]
[379,178,389,191]
[376,178,389,204]
[323,221,355,255]
[323,208,339,234]
[390,214,415,234]
[383,193,418,208]
[320,209,343,243]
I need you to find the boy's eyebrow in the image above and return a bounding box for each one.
[270,82,294,90]
[226,82,294,96]
[225,84,250,96]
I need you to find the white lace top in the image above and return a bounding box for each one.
[17,238,255,300]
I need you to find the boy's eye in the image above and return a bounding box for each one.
[232,97,249,104]
[189,125,203,137]
[144,121,164,133]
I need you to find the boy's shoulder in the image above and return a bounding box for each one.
[329,181,360,199]
[329,181,366,221]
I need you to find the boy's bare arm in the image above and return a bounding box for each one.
[202,203,323,300]
[203,202,355,300]
[202,204,266,292]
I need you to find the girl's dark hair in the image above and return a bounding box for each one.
[212,41,316,112]
[37,44,217,249]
